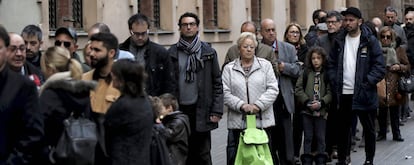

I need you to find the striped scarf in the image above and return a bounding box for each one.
[177,35,202,83]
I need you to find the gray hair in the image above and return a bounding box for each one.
[327,10,343,21]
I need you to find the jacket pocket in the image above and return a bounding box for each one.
[355,82,376,107]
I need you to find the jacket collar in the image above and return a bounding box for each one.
[232,56,262,75]
[335,26,372,47]
[40,71,96,95]
[170,41,214,59]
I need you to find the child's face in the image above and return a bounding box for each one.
[160,105,173,116]
[311,53,323,70]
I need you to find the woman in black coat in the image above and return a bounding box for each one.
[39,46,96,164]
[104,59,153,165]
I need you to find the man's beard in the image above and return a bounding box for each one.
[406,22,414,28]
[91,54,109,70]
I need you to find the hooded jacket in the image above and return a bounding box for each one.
[327,24,386,110]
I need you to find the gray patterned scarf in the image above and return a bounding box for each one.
[177,35,202,82]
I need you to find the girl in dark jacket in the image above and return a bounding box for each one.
[39,46,96,164]
[104,59,153,165]
[295,47,332,165]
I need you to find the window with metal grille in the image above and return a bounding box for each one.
[49,0,83,31]
[138,0,161,30]
[202,0,230,32]
[251,0,262,30]
[203,0,218,29]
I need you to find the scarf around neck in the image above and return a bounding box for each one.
[177,35,202,83]
[382,45,399,67]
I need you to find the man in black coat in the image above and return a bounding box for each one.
[0,25,44,165]
[119,13,176,97]
[168,12,223,165]
[7,33,44,88]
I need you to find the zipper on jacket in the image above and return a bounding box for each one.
[245,74,250,104]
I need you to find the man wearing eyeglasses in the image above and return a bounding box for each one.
[168,12,223,165]
[119,13,175,97]
[7,32,44,88]
[315,10,344,163]
[0,25,44,165]
[54,27,90,72]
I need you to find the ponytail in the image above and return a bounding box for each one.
[68,58,83,80]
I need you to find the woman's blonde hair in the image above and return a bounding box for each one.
[283,23,306,45]
[41,46,83,80]
[237,32,258,49]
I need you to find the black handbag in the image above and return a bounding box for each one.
[51,113,98,165]
[398,75,414,93]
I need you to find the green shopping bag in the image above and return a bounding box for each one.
[234,114,273,165]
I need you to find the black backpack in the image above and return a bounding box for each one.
[51,113,98,165]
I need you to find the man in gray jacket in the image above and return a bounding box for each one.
[261,18,301,165]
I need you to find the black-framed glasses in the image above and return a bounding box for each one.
[381,35,392,40]
[179,22,197,28]
[8,45,26,53]
[55,40,71,48]
[130,30,149,37]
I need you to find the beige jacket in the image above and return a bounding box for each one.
[82,70,120,114]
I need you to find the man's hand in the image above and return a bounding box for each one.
[278,62,285,73]
[210,115,221,123]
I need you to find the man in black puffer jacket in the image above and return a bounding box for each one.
[119,13,176,97]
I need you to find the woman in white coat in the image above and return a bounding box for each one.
[222,32,279,165]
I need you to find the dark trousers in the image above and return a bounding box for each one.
[292,106,303,157]
[326,104,339,155]
[227,128,273,165]
[336,94,376,163]
[302,115,326,154]
[271,95,294,165]
[180,104,212,165]
[378,105,401,138]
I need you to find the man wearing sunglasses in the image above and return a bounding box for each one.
[7,33,44,88]
[54,27,90,72]
[119,13,175,97]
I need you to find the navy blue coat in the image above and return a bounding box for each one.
[327,25,386,111]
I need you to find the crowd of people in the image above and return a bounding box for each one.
[0,5,413,165]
